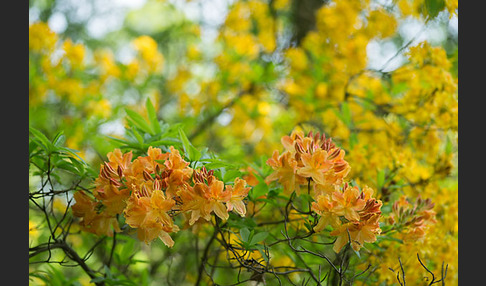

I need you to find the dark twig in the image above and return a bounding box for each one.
[195,223,219,286]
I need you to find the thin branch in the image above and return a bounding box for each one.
[195,224,218,286]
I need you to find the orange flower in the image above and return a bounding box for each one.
[266,130,350,195]
[165,146,190,170]
[225,178,250,217]
[266,150,306,194]
[312,182,382,253]
[297,149,333,185]
[201,177,231,221]
[142,146,169,172]
[330,213,381,253]
[280,130,305,154]
[359,198,383,221]
[72,191,98,224]
[331,184,366,222]
[178,170,231,224]
[124,181,179,247]
[107,148,133,171]
[163,146,193,197]
[93,149,133,216]
[349,213,381,250]
[330,222,354,253]
[388,196,436,242]
[72,191,120,237]
[93,183,130,216]
[242,166,260,187]
[124,146,168,187]
[178,184,209,225]
[311,194,342,232]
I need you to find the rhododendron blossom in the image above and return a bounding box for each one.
[266,130,350,195]
[267,131,384,253]
[388,196,436,242]
[124,181,179,247]
[72,147,250,247]
[72,191,121,237]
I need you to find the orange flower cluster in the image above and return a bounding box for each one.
[267,130,383,253]
[72,146,250,247]
[312,183,383,252]
[266,130,350,195]
[388,196,436,242]
[72,149,132,237]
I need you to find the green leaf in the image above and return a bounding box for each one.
[250,182,268,200]
[352,247,361,259]
[349,133,358,149]
[104,265,113,279]
[90,277,106,283]
[178,128,201,161]
[255,244,269,262]
[376,235,403,244]
[59,147,87,165]
[424,0,446,20]
[304,220,313,232]
[340,102,352,127]
[202,158,237,169]
[55,160,81,175]
[129,127,144,145]
[377,170,386,189]
[223,170,242,183]
[240,228,250,243]
[391,82,409,96]
[119,238,136,262]
[125,108,153,134]
[148,138,182,147]
[227,213,257,229]
[52,131,65,147]
[204,162,230,169]
[29,127,53,153]
[250,232,268,244]
[146,98,162,134]
[445,136,453,155]
[29,272,50,284]
[259,155,272,177]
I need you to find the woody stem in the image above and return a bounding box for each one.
[195,217,219,286]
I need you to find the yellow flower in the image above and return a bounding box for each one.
[29,220,39,240]
[285,47,308,71]
[62,39,85,69]
[272,0,291,10]
[94,49,121,80]
[227,33,260,59]
[29,22,58,53]
[85,99,112,119]
[132,35,164,73]
[124,59,140,81]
